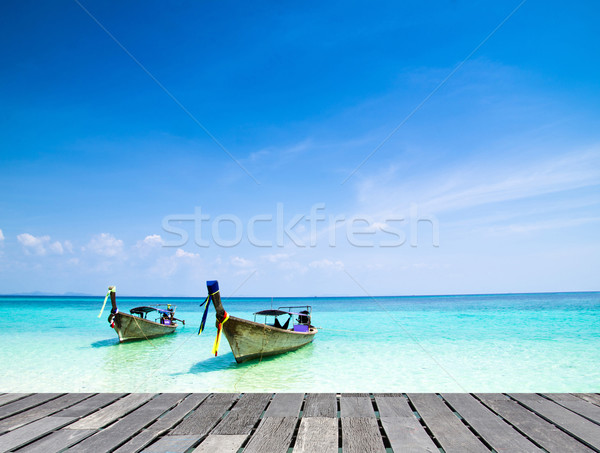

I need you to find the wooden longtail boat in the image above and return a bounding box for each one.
[101,286,184,342]
[203,280,317,363]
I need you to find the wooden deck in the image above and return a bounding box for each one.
[0,393,599,452]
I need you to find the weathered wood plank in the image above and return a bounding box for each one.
[375,395,438,452]
[303,393,337,418]
[408,393,487,453]
[67,393,155,430]
[14,428,96,453]
[543,393,600,424]
[64,394,186,453]
[134,393,188,415]
[148,393,208,432]
[376,395,414,418]
[340,395,375,418]
[0,416,75,452]
[171,393,238,436]
[58,393,126,417]
[477,393,595,453]
[509,393,600,450]
[341,417,386,453]
[264,393,303,417]
[4,393,600,453]
[191,434,247,452]
[442,393,541,453]
[575,394,600,407]
[242,416,297,453]
[111,429,157,453]
[0,394,31,407]
[0,394,62,421]
[0,393,92,433]
[294,417,338,453]
[212,393,271,435]
[113,394,208,453]
[141,435,199,453]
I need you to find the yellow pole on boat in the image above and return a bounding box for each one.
[212,311,229,356]
[98,286,116,318]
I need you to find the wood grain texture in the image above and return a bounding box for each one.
[0,394,31,407]
[147,393,208,432]
[112,429,158,453]
[0,394,62,421]
[171,393,238,436]
[213,393,271,435]
[141,435,199,453]
[303,393,337,418]
[575,394,600,407]
[408,393,487,453]
[67,393,155,430]
[58,393,126,418]
[113,394,209,453]
[442,393,541,453]
[0,416,75,452]
[509,393,600,450]
[340,395,375,418]
[191,434,247,453]
[341,417,386,453]
[64,395,183,453]
[0,393,596,452]
[294,417,338,453]
[543,393,600,424]
[243,416,297,453]
[477,393,595,453]
[14,428,96,453]
[375,396,438,453]
[264,393,303,417]
[0,393,91,433]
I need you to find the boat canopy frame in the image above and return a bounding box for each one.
[253,305,312,331]
[130,304,177,320]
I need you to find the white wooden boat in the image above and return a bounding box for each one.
[102,286,184,342]
[203,280,317,363]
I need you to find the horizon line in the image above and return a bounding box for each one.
[1,290,598,299]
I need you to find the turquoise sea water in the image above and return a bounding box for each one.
[0,292,599,392]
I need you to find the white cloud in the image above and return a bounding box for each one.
[424,150,600,214]
[17,233,66,256]
[175,248,199,258]
[84,233,124,257]
[231,256,254,267]
[17,233,46,248]
[133,234,164,259]
[354,147,600,233]
[309,258,344,270]
[63,240,74,253]
[134,234,165,258]
[48,241,64,254]
[0,229,4,241]
[262,253,292,263]
[279,260,308,273]
[141,234,163,247]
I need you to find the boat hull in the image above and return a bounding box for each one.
[222,316,317,363]
[112,312,177,342]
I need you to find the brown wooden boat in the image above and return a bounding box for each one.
[204,280,317,362]
[101,286,184,342]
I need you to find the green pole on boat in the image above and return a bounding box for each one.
[98,285,116,318]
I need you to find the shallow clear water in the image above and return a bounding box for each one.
[1,292,599,392]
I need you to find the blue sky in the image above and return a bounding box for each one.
[1,0,599,296]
